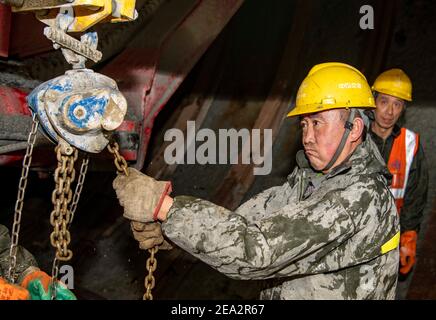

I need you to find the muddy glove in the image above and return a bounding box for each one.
[131,221,173,251]
[20,269,76,300]
[0,277,30,300]
[113,167,172,223]
[399,230,418,275]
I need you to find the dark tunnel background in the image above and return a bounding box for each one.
[0,0,435,299]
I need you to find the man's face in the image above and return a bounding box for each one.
[300,109,346,171]
[373,93,405,130]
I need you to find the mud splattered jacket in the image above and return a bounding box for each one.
[162,138,400,299]
[0,224,37,283]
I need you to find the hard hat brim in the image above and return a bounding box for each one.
[287,104,375,117]
[372,87,412,102]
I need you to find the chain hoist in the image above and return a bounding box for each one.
[5,0,158,300]
[107,141,159,300]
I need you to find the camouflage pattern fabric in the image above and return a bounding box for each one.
[162,137,400,299]
[0,224,38,284]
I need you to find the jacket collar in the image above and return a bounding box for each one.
[369,122,401,139]
[392,124,401,137]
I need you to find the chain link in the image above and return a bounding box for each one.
[48,141,79,299]
[108,141,159,300]
[50,149,88,299]
[143,247,158,300]
[7,114,39,283]
[49,142,77,263]
[68,156,89,226]
[50,258,60,300]
[107,142,129,176]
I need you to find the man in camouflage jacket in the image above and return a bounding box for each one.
[114,63,400,299]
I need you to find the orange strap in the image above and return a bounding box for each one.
[0,277,30,300]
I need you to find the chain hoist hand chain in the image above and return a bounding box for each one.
[69,156,89,227]
[107,141,158,300]
[7,114,39,283]
[50,153,88,300]
[49,140,79,299]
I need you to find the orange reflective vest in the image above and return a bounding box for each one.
[387,128,419,214]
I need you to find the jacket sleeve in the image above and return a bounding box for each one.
[161,184,362,280]
[0,224,38,283]
[401,142,429,232]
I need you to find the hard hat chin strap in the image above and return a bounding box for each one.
[322,109,357,172]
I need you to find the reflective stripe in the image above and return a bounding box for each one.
[403,129,418,192]
[390,187,404,198]
[388,128,419,213]
[381,231,400,254]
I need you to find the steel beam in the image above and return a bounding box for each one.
[103,0,244,169]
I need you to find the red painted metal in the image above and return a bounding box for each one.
[0,4,11,57]
[116,119,139,161]
[0,154,22,166]
[0,86,31,115]
[0,86,33,166]
[120,150,137,161]
[116,120,138,132]
[103,0,244,170]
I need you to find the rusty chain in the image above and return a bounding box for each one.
[7,114,39,283]
[107,141,129,176]
[143,246,158,300]
[49,141,77,263]
[48,140,80,299]
[50,257,60,300]
[51,154,89,299]
[108,141,159,300]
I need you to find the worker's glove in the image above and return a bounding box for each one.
[0,277,30,300]
[20,269,76,300]
[399,230,418,275]
[131,221,173,251]
[113,167,172,223]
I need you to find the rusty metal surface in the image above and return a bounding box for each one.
[103,0,244,170]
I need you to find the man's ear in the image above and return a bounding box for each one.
[350,117,364,142]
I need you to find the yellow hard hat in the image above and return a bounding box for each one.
[287,62,375,117]
[372,68,412,102]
